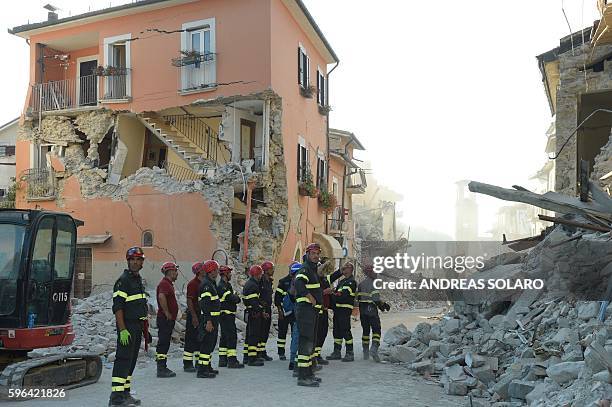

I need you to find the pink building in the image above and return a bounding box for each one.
[9,0,360,293]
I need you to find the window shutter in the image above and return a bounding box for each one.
[297,144,301,181]
[298,48,303,86]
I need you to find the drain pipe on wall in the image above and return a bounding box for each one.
[242,178,256,266]
[325,61,339,235]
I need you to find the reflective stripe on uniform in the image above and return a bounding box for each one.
[340,286,355,295]
[296,297,311,303]
[113,290,127,299]
[275,287,287,295]
[336,303,354,309]
[155,353,167,360]
[126,293,146,302]
[296,273,309,282]
[221,310,236,315]
[243,293,259,300]
[305,283,320,289]
[297,354,311,367]
[199,292,219,300]
[210,311,221,316]
[220,291,231,302]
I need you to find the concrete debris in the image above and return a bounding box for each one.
[383,323,411,346]
[379,224,612,406]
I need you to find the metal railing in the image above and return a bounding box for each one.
[347,168,367,193]
[31,75,98,112]
[162,115,222,163]
[178,53,216,91]
[22,168,55,200]
[103,71,130,100]
[161,161,200,182]
[328,205,348,233]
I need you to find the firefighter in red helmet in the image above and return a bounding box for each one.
[197,260,221,378]
[155,262,179,378]
[183,262,204,372]
[259,261,275,360]
[217,265,244,369]
[241,265,265,366]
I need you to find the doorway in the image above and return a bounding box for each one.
[240,119,256,161]
[73,248,92,299]
[78,59,98,106]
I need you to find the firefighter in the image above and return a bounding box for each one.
[313,257,338,366]
[217,265,244,369]
[197,260,221,378]
[327,262,356,362]
[242,265,265,366]
[294,243,324,387]
[259,260,275,361]
[357,264,390,361]
[275,262,298,360]
[183,262,204,372]
[286,262,302,371]
[155,262,179,378]
[109,247,149,407]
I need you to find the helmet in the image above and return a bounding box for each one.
[261,261,274,272]
[290,262,302,274]
[126,246,145,260]
[342,261,354,271]
[161,262,178,274]
[248,265,263,277]
[219,265,233,275]
[202,260,219,274]
[191,262,203,274]
[305,243,321,253]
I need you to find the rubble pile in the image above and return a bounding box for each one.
[380,226,612,406]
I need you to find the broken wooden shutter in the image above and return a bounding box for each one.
[298,48,304,86]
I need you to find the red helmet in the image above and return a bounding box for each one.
[261,261,274,272]
[126,246,145,260]
[161,262,178,274]
[202,260,219,274]
[219,265,233,275]
[191,262,203,274]
[248,265,263,277]
[306,243,321,253]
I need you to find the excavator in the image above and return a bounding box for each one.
[0,209,102,397]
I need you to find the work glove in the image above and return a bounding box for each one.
[119,329,131,346]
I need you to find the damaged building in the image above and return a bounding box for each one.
[537,5,612,197]
[8,0,365,292]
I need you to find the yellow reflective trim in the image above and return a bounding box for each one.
[112,386,125,392]
[346,339,353,344]
[340,286,354,295]
[296,273,309,282]
[221,310,236,315]
[314,304,322,309]
[113,291,127,299]
[296,297,310,303]
[357,292,371,297]
[243,293,259,300]
[297,362,311,367]
[112,377,127,383]
[336,303,354,309]
[275,287,287,295]
[210,311,221,316]
[305,283,320,289]
[125,293,145,302]
[297,355,310,360]
[220,291,231,302]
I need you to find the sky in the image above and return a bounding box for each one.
[0,0,601,238]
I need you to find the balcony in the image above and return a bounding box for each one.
[173,52,216,93]
[101,69,130,102]
[22,168,55,200]
[328,206,349,234]
[347,168,367,194]
[31,75,97,113]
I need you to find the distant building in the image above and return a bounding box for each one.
[0,118,17,203]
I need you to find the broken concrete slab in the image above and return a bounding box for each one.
[507,380,536,400]
[383,324,411,346]
[578,302,601,320]
[546,361,585,384]
[444,380,468,396]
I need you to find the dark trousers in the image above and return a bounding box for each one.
[183,312,200,364]
[333,308,353,351]
[359,303,381,348]
[245,310,262,359]
[198,318,218,368]
[155,316,175,362]
[277,312,294,355]
[111,320,142,400]
[260,306,272,353]
[314,309,328,358]
[219,313,238,358]
[296,303,317,377]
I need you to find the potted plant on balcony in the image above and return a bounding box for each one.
[171,50,204,68]
[298,170,318,197]
[300,84,316,99]
[318,189,337,210]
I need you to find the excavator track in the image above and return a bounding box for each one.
[0,353,102,400]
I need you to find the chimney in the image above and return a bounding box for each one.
[47,11,58,21]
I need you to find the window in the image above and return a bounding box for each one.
[0,146,15,157]
[181,18,216,91]
[298,46,310,88]
[317,70,326,106]
[103,34,131,99]
[297,141,309,182]
[142,230,153,248]
[316,156,327,188]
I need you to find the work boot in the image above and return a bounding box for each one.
[208,365,219,375]
[227,357,244,369]
[316,356,329,365]
[123,392,141,406]
[183,360,196,373]
[156,360,177,378]
[288,361,295,370]
[326,345,342,360]
[341,351,354,362]
[297,368,319,387]
[370,343,380,362]
[243,355,249,365]
[362,345,370,360]
[259,351,273,361]
[279,352,287,361]
[196,365,216,378]
[218,355,228,368]
[293,369,299,377]
[108,395,136,407]
[248,358,264,366]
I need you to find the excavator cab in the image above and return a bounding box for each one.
[0,209,101,392]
